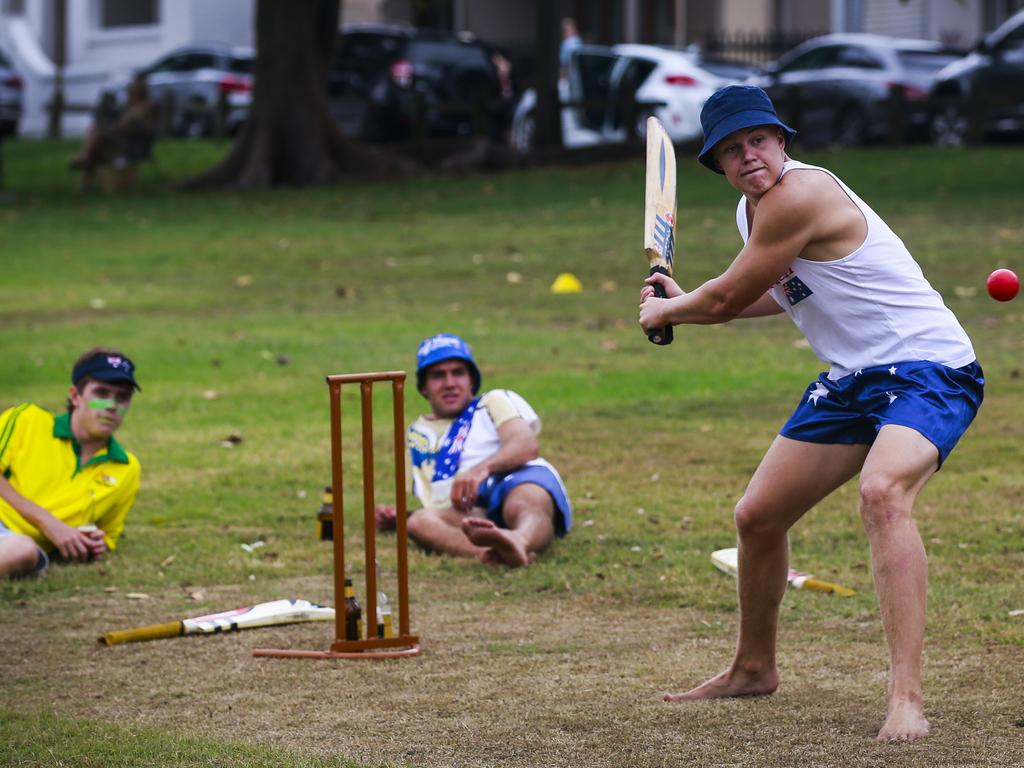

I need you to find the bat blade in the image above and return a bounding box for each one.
[99,599,336,646]
[643,116,677,346]
[711,548,856,597]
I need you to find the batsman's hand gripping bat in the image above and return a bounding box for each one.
[98,598,336,646]
[711,547,856,597]
[643,116,677,345]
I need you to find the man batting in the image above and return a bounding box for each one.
[639,85,983,742]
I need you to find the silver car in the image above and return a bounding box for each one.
[750,33,963,146]
[0,47,23,138]
[101,43,253,138]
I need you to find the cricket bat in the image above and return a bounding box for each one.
[711,547,856,597]
[98,598,336,646]
[643,116,677,346]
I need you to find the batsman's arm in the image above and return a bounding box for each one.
[736,291,785,318]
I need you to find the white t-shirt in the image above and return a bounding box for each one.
[736,160,975,379]
[408,389,553,509]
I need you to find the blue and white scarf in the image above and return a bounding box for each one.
[431,397,480,482]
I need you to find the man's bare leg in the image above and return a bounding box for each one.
[462,484,555,567]
[0,534,42,578]
[406,506,488,559]
[666,436,868,702]
[859,425,937,743]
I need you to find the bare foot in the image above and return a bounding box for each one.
[876,699,929,742]
[663,667,779,702]
[461,518,533,567]
[478,548,504,567]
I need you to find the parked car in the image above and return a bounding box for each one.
[748,33,963,146]
[510,44,756,153]
[0,47,23,138]
[930,9,1024,145]
[100,43,253,138]
[329,24,513,142]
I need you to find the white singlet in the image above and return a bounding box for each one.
[736,160,975,379]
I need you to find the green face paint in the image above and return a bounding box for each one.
[88,397,128,416]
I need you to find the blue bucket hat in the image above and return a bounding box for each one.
[415,334,481,395]
[698,85,796,174]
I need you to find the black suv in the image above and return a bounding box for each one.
[329,24,512,142]
[930,9,1024,144]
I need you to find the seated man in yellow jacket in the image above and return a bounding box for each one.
[0,348,141,577]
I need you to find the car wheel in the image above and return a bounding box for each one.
[931,101,968,147]
[833,105,868,146]
[511,110,535,153]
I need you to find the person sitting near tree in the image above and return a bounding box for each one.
[0,348,142,577]
[375,334,571,568]
[70,75,158,190]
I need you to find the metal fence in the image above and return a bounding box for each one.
[700,30,825,65]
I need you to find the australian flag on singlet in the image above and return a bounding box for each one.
[782,274,813,306]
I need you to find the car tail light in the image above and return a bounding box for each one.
[218,75,252,95]
[664,74,698,87]
[389,59,413,88]
[887,81,928,101]
[3,75,22,90]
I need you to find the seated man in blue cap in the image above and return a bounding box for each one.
[375,333,571,568]
[638,86,982,742]
[0,347,142,578]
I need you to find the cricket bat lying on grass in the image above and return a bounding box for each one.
[99,598,335,646]
[711,547,856,597]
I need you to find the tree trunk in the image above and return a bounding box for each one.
[183,0,413,190]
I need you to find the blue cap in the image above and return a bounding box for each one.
[698,85,796,174]
[72,352,140,391]
[415,334,481,394]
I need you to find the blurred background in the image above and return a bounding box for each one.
[0,0,1022,164]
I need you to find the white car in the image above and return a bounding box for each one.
[99,43,253,138]
[511,44,755,152]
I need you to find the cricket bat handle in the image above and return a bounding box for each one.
[646,265,674,346]
[799,578,856,598]
[98,621,184,646]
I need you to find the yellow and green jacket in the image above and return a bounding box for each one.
[0,403,140,551]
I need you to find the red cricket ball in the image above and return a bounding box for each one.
[986,268,1020,302]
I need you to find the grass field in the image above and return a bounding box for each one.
[1,138,1022,767]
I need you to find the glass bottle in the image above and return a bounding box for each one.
[317,486,333,541]
[344,577,362,640]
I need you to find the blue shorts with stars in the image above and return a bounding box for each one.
[780,360,984,467]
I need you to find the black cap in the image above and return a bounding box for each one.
[71,353,141,391]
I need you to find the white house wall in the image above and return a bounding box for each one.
[190,0,254,46]
[2,0,253,137]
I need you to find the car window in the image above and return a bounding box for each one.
[834,46,884,69]
[228,56,253,75]
[609,56,657,130]
[407,40,490,68]
[780,46,841,72]
[337,33,405,75]
[896,50,961,73]
[181,53,217,70]
[998,22,1024,54]
[147,54,185,74]
[575,52,618,127]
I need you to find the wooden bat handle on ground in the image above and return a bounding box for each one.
[98,621,183,646]
[799,578,856,597]
[646,265,674,345]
